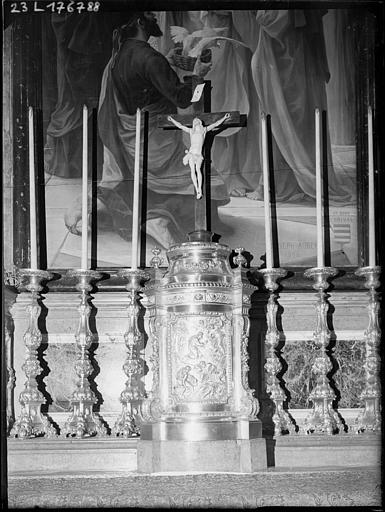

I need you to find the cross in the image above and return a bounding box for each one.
[158,82,246,237]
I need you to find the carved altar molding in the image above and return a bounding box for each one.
[163,290,233,305]
[274,331,365,342]
[164,282,234,289]
[251,291,370,309]
[12,288,366,311]
[8,406,365,432]
[7,329,367,345]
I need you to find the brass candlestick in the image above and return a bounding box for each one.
[10,269,58,439]
[63,269,107,438]
[113,268,149,437]
[5,325,16,434]
[259,267,296,435]
[353,265,381,433]
[234,248,260,419]
[4,268,20,434]
[302,267,344,435]
[140,249,165,423]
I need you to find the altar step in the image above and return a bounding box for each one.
[8,466,381,508]
[7,433,380,475]
[272,433,381,468]
[8,438,138,475]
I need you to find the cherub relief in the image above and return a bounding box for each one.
[186,331,205,361]
[175,365,198,397]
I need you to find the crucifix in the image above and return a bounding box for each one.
[158,81,246,238]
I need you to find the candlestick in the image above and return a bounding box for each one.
[261,112,273,268]
[131,108,141,269]
[368,107,376,267]
[259,267,297,435]
[64,269,107,438]
[315,108,324,268]
[81,105,88,270]
[353,265,381,433]
[28,106,37,270]
[113,268,149,437]
[4,283,17,434]
[303,266,344,435]
[233,248,260,419]
[10,269,57,438]
[141,250,164,424]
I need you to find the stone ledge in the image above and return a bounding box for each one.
[272,433,381,468]
[8,433,380,475]
[274,432,381,447]
[7,437,138,450]
[12,267,367,293]
[7,437,138,475]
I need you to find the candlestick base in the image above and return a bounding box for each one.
[259,268,297,436]
[113,268,150,437]
[10,400,58,439]
[63,269,107,438]
[63,399,107,438]
[10,269,58,439]
[302,266,344,435]
[352,266,381,434]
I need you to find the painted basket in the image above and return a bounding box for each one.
[173,47,212,71]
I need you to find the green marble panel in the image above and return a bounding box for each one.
[44,342,126,413]
[282,339,366,409]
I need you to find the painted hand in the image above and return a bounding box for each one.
[193,59,212,78]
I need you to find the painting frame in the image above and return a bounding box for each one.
[2,0,384,284]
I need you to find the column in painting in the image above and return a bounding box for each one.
[3,22,14,272]
[12,15,42,268]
